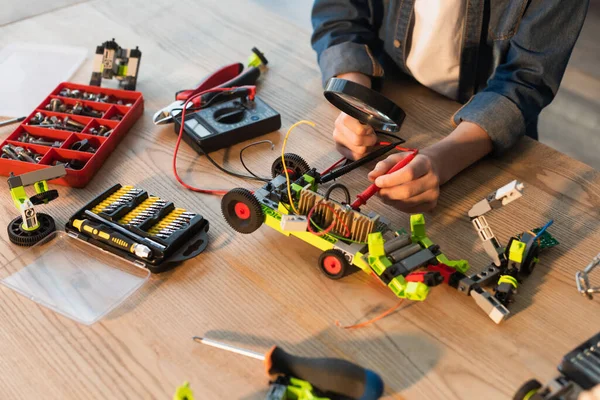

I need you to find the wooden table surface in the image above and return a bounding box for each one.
[1,1,599,399]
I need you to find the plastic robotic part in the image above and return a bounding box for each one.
[470,286,510,324]
[471,215,504,267]
[468,180,524,218]
[576,253,600,299]
[7,165,66,246]
[280,214,308,232]
[90,39,142,91]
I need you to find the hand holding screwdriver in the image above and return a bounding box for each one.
[194,337,384,400]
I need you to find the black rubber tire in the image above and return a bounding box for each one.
[221,188,264,234]
[512,379,542,400]
[318,249,351,280]
[7,213,56,247]
[271,153,310,179]
[29,190,59,205]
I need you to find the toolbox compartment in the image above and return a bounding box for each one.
[65,184,210,273]
[0,82,144,187]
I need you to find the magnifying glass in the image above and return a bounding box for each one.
[323,78,406,133]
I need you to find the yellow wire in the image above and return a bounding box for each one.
[281,120,316,214]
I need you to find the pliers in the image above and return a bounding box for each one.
[153,47,268,125]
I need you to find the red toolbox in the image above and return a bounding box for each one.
[0,82,144,187]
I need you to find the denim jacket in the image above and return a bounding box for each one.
[311,0,588,154]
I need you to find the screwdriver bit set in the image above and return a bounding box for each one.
[65,183,210,273]
[0,82,143,187]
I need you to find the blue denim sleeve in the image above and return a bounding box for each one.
[454,0,589,155]
[311,0,384,86]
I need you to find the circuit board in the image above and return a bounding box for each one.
[518,227,559,249]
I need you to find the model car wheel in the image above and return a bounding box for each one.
[271,153,310,179]
[318,249,350,280]
[7,213,56,247]
[221,188,264,234]
[30,190,59,205]
[512,379,542,400]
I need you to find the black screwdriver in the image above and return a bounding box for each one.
[193,337,384,400]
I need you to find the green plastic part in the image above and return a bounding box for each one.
[10,186,28,210]
[410,214,427,243]
[367,232,392,275]
[34,180,48,195]
[173,381,194,400]
[388,276,407,298]
[409,214,470,274]
[405,281,430,301]
[285,377,330,400]
[247,53,262,68]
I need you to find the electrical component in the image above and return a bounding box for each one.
[280,214,308,232]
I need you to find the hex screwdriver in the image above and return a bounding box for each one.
[193,337,384,400]
[72,219,152,259]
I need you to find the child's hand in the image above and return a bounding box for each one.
[332,112,378,160]
[367,152,441,212]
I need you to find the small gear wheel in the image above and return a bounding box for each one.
[271,153,310,179]
[221,188,264,234]
[7,213,56,246]
[29,190,59,205]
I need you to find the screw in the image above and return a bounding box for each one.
[63,117,85,132]
[72,102,84,115]
[2,145,19,160]
[59,88,71,97]
[30,112,44,125]
[48,98,63,112]
[14,147,37,163]
[30,137,62,147]
[97,125,108,136]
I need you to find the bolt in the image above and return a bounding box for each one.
[72,102,84,115]
[59,88,71,97]
[30,112,44,125]
[30,137,62,147]
[103,129,113,137]
[2,145,19,160]
[97,125,108,136]
[48,98,63,112]
[14,147,37,163]
[70,90,81,98]
[63,117,85,131]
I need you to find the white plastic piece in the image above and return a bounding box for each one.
[495,180,524,205]
[471,288,510,324]
[280,214,308,232]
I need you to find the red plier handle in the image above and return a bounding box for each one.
[176,63,262,107]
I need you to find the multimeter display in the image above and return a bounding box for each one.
[175,96,281,153]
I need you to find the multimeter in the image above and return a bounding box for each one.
[174,96,281,153]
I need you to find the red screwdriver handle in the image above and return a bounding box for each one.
[351,150,418,210]
[264,346,384,400]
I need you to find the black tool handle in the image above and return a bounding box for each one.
[319,142,402,183]
[266,346,384,400]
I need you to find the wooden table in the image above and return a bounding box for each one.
[1,1,599,399]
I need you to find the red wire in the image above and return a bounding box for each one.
[172,86,256,195]
[307,201,351,237]
[321,157,346,175]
